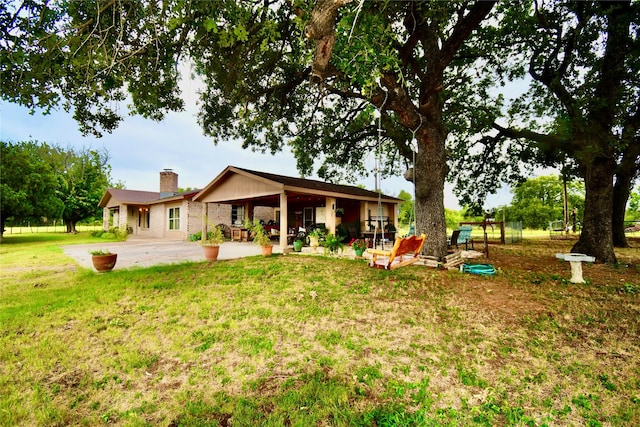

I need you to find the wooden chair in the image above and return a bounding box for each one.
[367,234,427,270]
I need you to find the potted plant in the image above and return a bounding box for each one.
[350,239,367,257]
[251,220,273,256]
[202,224,224,262]
[323,233,344,255]
[293,238,304,252]
[307,228,324,253]
[90,249,117,272]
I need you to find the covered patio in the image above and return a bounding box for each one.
[194,166,402,248]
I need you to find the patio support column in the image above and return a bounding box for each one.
[325,196,337,235]
[392,203,399,230]
[279,191,288,248]
[246,202,254,224]
[201,202,208,237]
[102,207,110,231]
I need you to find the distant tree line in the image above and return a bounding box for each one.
[0,140,113,237]
[399,175,639,231]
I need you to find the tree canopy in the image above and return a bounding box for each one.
[0,141,111,235]
[507,175,584,230]
[0,141,63,234]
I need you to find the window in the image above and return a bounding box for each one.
[232,205,245,226]
[139,208,150,229]
[303,207,314,228]
[168,207,180,230]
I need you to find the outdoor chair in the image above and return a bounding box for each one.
[447,229,461,251]
[456,225,474,250]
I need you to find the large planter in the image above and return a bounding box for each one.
[293,240,304,252]
[92,253,117,272]
[203,245,220,262]
[308,236,319,253]
[261,245,273,257]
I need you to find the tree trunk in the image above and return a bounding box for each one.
[612,141,639,247]
[65,219,78,234]
[612,173,631,248]
[572,157,617,264]
[413,118,449,259]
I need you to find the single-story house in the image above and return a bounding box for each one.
[99,166,402,246]
[98,169,204,240]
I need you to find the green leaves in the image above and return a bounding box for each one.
[0,141,112,233]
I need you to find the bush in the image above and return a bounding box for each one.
[109,226,129,241]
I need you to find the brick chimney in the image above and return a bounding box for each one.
[160,169,178,198]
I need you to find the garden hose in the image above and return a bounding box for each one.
[461,263,496,276]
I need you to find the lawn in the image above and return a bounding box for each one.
[1,233,638,426]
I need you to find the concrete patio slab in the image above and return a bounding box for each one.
[62,238,284,271]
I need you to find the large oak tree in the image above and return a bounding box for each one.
[453,1,639,263]
[1,0,498,257]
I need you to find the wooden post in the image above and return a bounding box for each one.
[279,192,288,248]
[325,196,337,235]
[483,219,489,258]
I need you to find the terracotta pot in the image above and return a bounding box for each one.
[203,245,220,261]
[92,253,117,272]
[261,245,273,257]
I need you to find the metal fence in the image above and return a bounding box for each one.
[504,221,523,243]
[3,223,102,234]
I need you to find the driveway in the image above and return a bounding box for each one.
[62,238,284,271]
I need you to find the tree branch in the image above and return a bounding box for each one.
[305,0,354,83]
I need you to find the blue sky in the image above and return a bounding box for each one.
[1,82,513,210]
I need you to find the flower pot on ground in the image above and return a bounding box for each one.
[350,239,367,257]
[202,224,224,262]
[293,239,304,252]
[90,250,117,272]
[251,220,273,257]
[202,245,220,261]
[323,233,345,255]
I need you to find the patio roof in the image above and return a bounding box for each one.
[194,165,402,205]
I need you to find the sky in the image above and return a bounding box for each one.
[1,75,513,210]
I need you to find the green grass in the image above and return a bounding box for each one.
[1,233,639,426]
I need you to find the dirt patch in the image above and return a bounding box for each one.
[456,279,548,318]
[441,237,639,320]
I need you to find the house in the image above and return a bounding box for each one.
[99,166,402,246]
[98,169,203,240]
[193,166,402,248]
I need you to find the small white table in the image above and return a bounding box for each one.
[555,253,596,283]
